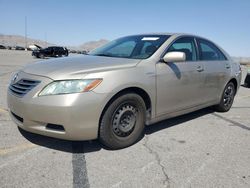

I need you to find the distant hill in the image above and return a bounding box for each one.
[232,57,250,64]
[79,39,109,51]
[0,34,54,48]
[0,34,108,51]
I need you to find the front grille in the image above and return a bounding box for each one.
[9,79,41,97]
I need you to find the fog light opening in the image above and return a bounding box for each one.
[46,124,65,132]
[11,112,24,123]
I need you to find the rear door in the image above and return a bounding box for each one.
[196,38,230,102]
[156,37,205,116]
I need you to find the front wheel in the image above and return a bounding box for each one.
[39,54,45,59]
[214,82,235,112]
[99,93,146,149]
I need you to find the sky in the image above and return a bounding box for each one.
[0,0,250,57]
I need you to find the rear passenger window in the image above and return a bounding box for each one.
[167,37,197,61]
[198,39,227,61]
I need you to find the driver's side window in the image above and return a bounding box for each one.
[167,37,197,61]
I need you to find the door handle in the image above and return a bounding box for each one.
[196,66,204,72]
[225,64,231,69]
[146,72,156,77]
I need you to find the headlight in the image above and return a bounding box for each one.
[39,79,102,96]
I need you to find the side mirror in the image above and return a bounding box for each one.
[162,51,186,63]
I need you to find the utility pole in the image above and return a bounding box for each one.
[25,16,27,50]
[45,32,47,47]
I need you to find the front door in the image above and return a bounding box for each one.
[156,37,204,117]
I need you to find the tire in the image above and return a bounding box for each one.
[214,82,236,112]
[244,74,250,88]
[39,54,45,59]
[99,93,146,149]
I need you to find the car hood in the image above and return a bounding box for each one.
[22,55,141,80]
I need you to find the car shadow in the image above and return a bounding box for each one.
[241,84,250,88]
[19,108,214,153]
[18,127,103,153]
[145,107,214,135]
[167,62,182,79]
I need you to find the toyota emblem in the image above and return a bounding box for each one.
[12,73,18,84]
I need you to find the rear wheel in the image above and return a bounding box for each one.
[99,93,146,149]
[244,74,250,87]
[214,82,235,112]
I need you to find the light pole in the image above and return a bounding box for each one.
[25,16,27,50]
[45,32,47,47]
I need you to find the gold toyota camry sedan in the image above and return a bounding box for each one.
[7,33,242,149]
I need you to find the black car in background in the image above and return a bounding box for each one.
[15,46,25,50]
[245,68,250,87]
[32,46,68,58]
[0,45,6,49]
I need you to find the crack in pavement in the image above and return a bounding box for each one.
[142,136,171,188]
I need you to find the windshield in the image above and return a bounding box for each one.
[89,35,170,59]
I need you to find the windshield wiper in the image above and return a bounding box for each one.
[94,53,113,57]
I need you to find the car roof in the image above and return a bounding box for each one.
[48,46,62,48]
[127,32,211,39]
[126,33,217,44]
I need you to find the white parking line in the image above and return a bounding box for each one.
[237,94,250,99]
[0,147,43,169]
[0,143,37,156]
[0,107,8,114]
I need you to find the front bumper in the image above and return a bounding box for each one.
[7,71,108,140]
